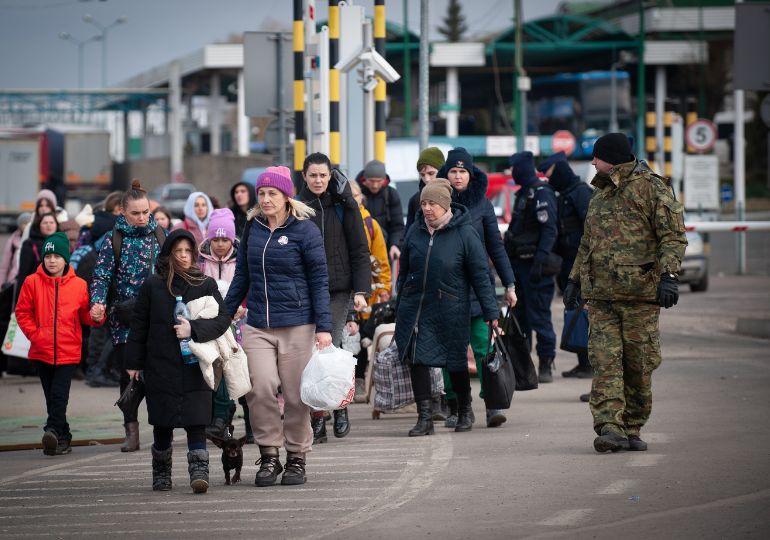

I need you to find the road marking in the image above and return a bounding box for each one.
[538,509,593,526]
[0,451,114,486]
[627,454,665,467]
[597,479,636,495]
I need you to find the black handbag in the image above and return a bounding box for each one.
[499,309,539,391]
[481,326,516,410]
[114,377,145,416]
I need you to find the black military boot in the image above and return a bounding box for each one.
[444,398,459,428]
[151,445,173,491]
[408,400,435,437]
[593,428,630,453]
[255,447,283,487]
[628,435,648,451]
[281,453,307,485]
[187,449,209,493]
[311,413,327,444]
[333,408,350,438]
[538,358,554,383]
[562,364,592,379]
[455,393,473,432]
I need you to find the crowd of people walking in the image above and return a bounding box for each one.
[0,132,686,492]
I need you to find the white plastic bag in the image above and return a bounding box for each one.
[300,345,357,410]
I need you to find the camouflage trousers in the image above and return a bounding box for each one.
[588,300,662,437]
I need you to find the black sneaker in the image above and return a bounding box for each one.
[281,456,307,485]
[42,430,58,456]
[55,438,72,455]
[628,435,648,451]
[593,431,630,453]
[254,455,283,487]
[562,365,593,379]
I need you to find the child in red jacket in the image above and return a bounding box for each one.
[15,232,104,456]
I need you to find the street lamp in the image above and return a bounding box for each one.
[82,13,127,87]
[59,32,102,89]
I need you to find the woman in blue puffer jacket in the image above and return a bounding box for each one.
[225,166,331,488]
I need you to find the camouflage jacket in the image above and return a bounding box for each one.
[569,160,687,302]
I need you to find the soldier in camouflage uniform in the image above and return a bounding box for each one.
[564,133,687,453]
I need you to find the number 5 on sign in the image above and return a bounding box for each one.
[685,119,717,153]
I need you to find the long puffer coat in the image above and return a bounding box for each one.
[395,204,498,372]
[125,272,231,428]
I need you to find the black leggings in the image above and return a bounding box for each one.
[153,425,206,451]
[410,365,470,402]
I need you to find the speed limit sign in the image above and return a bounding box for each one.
[685,119,717,153]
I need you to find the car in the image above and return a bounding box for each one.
[491,181,521,226]
[149,183,197,218]
[679,230,709,292]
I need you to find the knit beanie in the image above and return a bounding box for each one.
[36,189,58,209]
[42,232,70,263]
[256,166,294,197]
[416,147,445,172]
[592,133,633,165]
[444,147,473,172]
[536,151,567,173]
[363,159,387,179]
[207,208,236,241]
[510,151,538,187]
[420,178,453,211]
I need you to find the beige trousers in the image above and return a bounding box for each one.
[242,324,315,454]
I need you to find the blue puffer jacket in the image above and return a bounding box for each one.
[395,204,498,372]
[224,214,332,332]
[90,214,163,345]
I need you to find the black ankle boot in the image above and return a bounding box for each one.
[539,358,554,383]
[255,447,283,487]
[431,395,448,421]
[281,453,307,485]
[151,445,173,491]
[333,408,350,438]
[444,398,459,428]
[455,393,473,432]
[311,414,327,444]
[408,400,435,436]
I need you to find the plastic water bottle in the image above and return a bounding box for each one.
[174,296,197,365]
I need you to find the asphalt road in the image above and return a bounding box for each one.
[1,274,768,539]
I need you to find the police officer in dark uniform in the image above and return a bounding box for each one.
[504,151,558,383]
[537,152,593,379]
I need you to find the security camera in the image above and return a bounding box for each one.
[359,49,400,83]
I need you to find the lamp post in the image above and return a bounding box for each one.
[59,32,102,89]
[82,13,127,87]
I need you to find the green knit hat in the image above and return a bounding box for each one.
[42,232,70,263]
[416,146,445,172]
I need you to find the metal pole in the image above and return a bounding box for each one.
[655,66,666,173]
[363,21,374,163]
[418,0,429,150]
[735,0,746,274]
[374,0,387,162]
[402,0,411,137]
[277,33,287,165]
[636,0,646,156]
[610,61,619,132]
[514,0,525,152]
[293,0,306,174]
[329,0,341,166]
[319,26,330,157]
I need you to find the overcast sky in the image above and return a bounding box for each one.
[0,0,563,89]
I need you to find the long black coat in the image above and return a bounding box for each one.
[395,204,498,372]
[125,274,231,427]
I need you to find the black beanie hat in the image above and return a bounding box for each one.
[444,147,473,172]
[592,133,633,165]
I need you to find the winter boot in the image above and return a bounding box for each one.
[538,358,554,384]
[281,453,307,485]
[205,417,230,440]
[255,447,283,487]
[408,400,435,437]
[42,429,58,456]
[431,395,448,421]
[187,449,209,493]
[311,412,327,444]
[151,445,173,491]
[121,421,140,452]
[444,398,459,428]
[486,409,507,428]
[333,408,350,438]
[455,393,474,432]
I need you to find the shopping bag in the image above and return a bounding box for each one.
[300,345,357,410]
[499,309,539,391]
[2,313,30,359]
[115,377,145,417]
[481,327,516,410]
[561,302,589,354]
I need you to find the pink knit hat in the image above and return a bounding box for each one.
[255,166,294,197]
[207,208,236,241]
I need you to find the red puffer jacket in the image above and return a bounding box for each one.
[15,265,102,365]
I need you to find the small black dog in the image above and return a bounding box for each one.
[207,435,247,485]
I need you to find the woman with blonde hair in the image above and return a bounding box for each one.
[225,166,332,487]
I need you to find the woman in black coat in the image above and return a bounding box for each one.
[126,229,231,494]
[395,180,499,438]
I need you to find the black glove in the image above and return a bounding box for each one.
[529,259,544,282]
[657,273,679,309]
[563,279,580,309]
